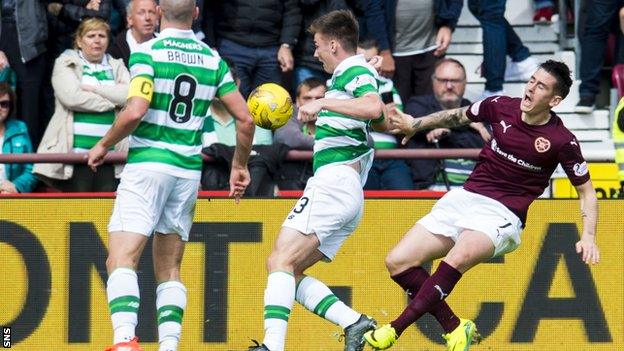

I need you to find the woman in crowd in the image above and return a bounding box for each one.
[35,18,129,192]
[0,83,38,193]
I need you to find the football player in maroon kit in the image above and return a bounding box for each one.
[363,60,600,351]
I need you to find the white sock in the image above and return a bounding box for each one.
[262,271,295,351]
[107,268,140,344]
[295,276,360,329]
[156,281,187,351]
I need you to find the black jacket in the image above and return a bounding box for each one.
[295,0,348,71]
[0,0,48,62]
[108,29,131,68]
[403,94,483,189]
[203,0,302,48]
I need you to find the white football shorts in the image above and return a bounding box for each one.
[108,167,199,241]
[282,164,364,261]
[418,187,524,257]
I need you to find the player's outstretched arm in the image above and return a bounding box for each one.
[298,93,384,122]
[87,97,149,170]
[574,180,600,265]
[220,90,255,203]
[388,105,471,145]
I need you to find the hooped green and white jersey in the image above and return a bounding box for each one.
[314,54,380,183]
[126,28,237,179]
[370,76,402,150]
[73,51,116,152]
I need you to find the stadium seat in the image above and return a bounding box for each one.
[611,63,624,99]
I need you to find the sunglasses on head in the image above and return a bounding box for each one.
[0,100,10,109]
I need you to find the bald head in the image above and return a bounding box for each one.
[159,0,196,25]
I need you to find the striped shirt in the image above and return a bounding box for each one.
[314,54,380,183]
[73,51,116,152]
[126,28,237,179]
[370,77,402,149]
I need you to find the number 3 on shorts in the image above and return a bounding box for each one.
[292,196,310,214]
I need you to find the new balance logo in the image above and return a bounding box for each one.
[159,310,173,318]
[499,120,512,133]
[434,285,448,300]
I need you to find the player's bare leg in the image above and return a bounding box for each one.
[292,243,375,351]
[153,232,186,351]
[105,231,149,351]
[366,229,493,350]
[249,227,321,351]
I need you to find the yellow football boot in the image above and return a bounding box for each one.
[363,324,398,350]
[442,319,482,351]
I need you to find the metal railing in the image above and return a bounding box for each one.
[0,149,483,164]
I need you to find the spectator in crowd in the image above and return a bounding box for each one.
[47,0,113,59]
[202,59,288,196]
[468,0,539,99]
[534,0,556,24]
[34,18,129,192]
[109,0,131,35]
[387,0,463,103]
[0,0,49,148]
[613,96,624,197]
[346,0,395,78]
[203,0,302,98]
[108,0,159,67]
[292,0,348,88]
[0,83,38,194]
[273,77,326,190]
[357,38,414,190]
[404,58,490,189]
[575,0,624,113]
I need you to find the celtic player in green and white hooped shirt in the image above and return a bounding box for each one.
[123,31,239,180]
[88,2,255,350]
[311,53,385,184]
[250,10,392,351]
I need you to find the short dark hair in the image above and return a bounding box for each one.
[539,60,572,99]
[309,10,359,53]
[433,58,467,80]
[0,82,16,118]
[358,37,378,51]
[297,77,326,97]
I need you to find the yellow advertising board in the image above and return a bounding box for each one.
[0,198,622,351]
[552,163,620,198]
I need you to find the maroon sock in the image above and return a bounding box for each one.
[391,266,460,333]
[390,261,462,336]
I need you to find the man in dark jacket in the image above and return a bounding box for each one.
[108,0,158,67]
[0,0,49,147]
[381,0,462,101]
[203,0,301,98]
[404,58,489,189]
[292,0,347,88]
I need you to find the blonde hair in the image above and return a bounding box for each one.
[74,18,110,49]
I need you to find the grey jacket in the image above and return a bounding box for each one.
[0,0,48,63]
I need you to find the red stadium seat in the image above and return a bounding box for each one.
[611,63,624,99]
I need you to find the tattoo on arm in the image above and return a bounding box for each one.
[431,107,469,128]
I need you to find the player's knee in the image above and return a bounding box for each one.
[266,250,295,272]
[385,251,409,275]
[106,255,139,273]
[443,250,472,272]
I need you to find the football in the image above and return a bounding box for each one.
[247,83,293,130]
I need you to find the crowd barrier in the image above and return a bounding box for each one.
[0,198,622,350]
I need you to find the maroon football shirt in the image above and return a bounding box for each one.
[464,96,590,223]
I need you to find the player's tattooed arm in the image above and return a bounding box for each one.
[388,106,470,144]
[413,106,471,130]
